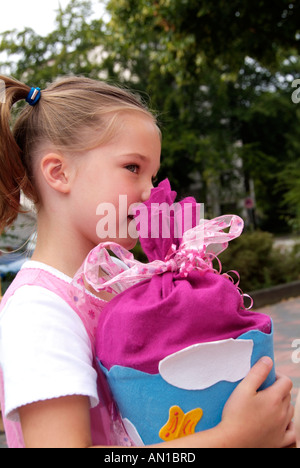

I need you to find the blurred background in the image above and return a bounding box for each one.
[0,0,300,293]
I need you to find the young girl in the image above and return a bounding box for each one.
[0,75,295,448]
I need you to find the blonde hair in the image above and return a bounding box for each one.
[0,75,157,232]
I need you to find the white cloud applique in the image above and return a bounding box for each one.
[158,338,254,390]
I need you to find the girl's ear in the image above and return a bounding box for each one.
[40,153,72,194]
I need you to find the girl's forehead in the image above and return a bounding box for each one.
[111,114,161,152]
[117,112,160,134]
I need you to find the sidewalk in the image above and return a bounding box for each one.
[1,297,299,448]
[0,433,6,449]
[256,296,300,405]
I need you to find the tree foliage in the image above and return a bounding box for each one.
[103,0,300,229]
[0,0,105,84]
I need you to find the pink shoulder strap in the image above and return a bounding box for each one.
[0,266,124,448]
[0,267,106,349]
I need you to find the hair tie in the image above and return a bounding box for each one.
[26,87,41,106]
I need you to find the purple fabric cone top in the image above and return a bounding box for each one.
[96,270,271,374]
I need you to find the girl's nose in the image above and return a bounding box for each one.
[141,183,153,202]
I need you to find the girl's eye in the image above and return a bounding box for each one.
[126,164,139,174]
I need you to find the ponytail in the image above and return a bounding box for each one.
[0,76,37,232]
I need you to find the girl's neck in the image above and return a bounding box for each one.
[31,215,96,278]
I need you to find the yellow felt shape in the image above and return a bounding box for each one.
[159,405,203,442]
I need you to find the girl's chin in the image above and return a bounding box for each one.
[95,218,139,250]
[119,237,138,251]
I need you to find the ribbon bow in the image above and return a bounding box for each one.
[72,215,246,305]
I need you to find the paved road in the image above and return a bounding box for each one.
[1,297,299,448]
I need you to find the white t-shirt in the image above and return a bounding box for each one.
[0,261,99,422]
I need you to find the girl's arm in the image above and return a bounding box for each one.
[19,357,295,448]
[19,395,93,449]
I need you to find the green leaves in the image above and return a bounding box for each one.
[0,0,105,86]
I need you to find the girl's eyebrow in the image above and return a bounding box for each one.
[120,153,161,173]
[119,153,147,161]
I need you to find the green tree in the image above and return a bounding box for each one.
[231,56,300,231]
[102,0,300,228]
[0,0,105,86]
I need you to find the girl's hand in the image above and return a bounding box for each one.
[220,357,295,448]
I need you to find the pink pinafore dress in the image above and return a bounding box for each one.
[0,266,132,448]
